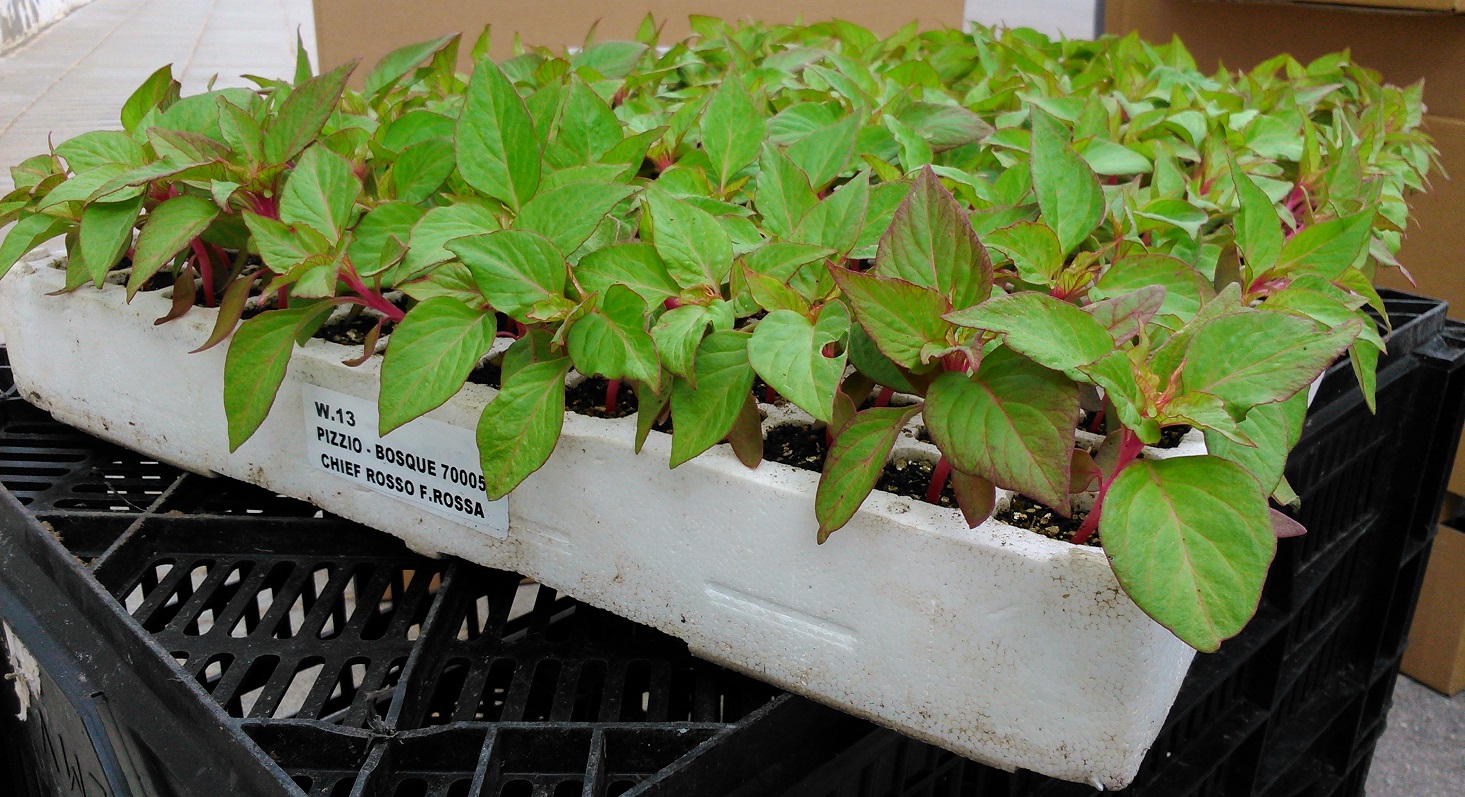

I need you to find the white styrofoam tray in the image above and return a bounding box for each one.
[0,258,1198,789]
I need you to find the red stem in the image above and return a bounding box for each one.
[926,456,953,505]
[277,287,288,309]
[339,261,405,322]
[190,238,216,307]
[873,387,894,408]
[765,384,777,404]
[605,379,621,415]
[1071,429,1145,545]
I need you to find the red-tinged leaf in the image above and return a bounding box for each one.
[1270,508,1307,539]
[945,292,1113,373]
[874,166,992,309]
[1084,285,1166,343]
[923,348,1080,514]
[831,389,858,435]
[1071,448,1101,493]
[950,469,996,528]
[816,403,923,542]
[1102,456,1275,652]
[192,273,259,352]
[155,266,196,325]
[830,267,954,370]
[1094,253,1212,324]
[343,319,385,367]
[726,392,763,468]
[1181,312,1361,415]
[477,358,572,499]
[633,379,670,455]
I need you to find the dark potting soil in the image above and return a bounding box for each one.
[876,455,957,508]
[566,377,638,419]
[1156,424,1192,449]
[997,495,1096,546]
[764,424,959,507]
[318,312,391,346]
[765,423,828,471]
[467,360,503,389]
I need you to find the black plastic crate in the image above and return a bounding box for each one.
[3,290,1464,797]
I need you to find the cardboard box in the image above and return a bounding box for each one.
[314,1,965,81]
[1105,1,1465,118]
[1293,0,1465,13]
[1403,523,1465,695]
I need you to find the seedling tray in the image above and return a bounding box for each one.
[3,290,1464,797]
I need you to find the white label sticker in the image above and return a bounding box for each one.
[301,383,508,537]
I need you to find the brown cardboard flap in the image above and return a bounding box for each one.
[314,1,964,85]
[1403,524,1465,695]
[1105,0,1465,119]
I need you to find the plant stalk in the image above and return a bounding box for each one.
[1071,428,1144,545]
[605,379,621,415]
[190,238,216,307]
[926,455,952,505]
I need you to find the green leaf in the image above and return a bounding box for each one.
[1095,253,1213,324]
[264,61,355,164]
[645,190,733,289]
[1029,107,1104,256]
[567,284,662,391]
[1134,199,1207,239]
[477,357,572,500]
[874,167,991,309]
[79,196,143,286]
[831,269,954,370]
[754,145,819,238]
[347,202,426,277]
[390,138,455,204]
[378,298,497,434]
[652,304,714,382]
[1181,312,1360,415]
[225,305,328,450]
[365,34,457,98]
[400,203,502,281]
[950,469,998,528]
[244,212,331,274]
[576,243,680,304]
[894,101,993,152]
[634,379,671,454]
[1102,456,1275,652]
[121,65,179,134]
[448,230,567,322]
[816,404,922,541]
[457,59,541,211]
[741,264,810,313]
[56,131,147,171]
[669,331,755,467]
[787,115,859,190]
[924,349,1080,513]
[1275,213,1372,278]
[128,195,218,298]
[280,145,361,240]
[1229,158,1284,273]
[794,171,869,258]
[1204,392,1307,494]
[1077,138,1151,176]
[571,41,649,79]
[0,214,70,281]
[748,303,850,422]
[514,182,637,255]
[552,79,623,166]
[1084,286,1166,343]
[985,222,1062,285]
[945,293,1113,372]
[701,76,764,191]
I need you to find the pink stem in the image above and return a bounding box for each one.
[190,239,216,307]
[874,387,894,408]
[277,287,288,309]
[926,456,953,505]
[339,262,405,322]
[1071,429,1144,545]
[605,379,621,415]
[765,384,777,404]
